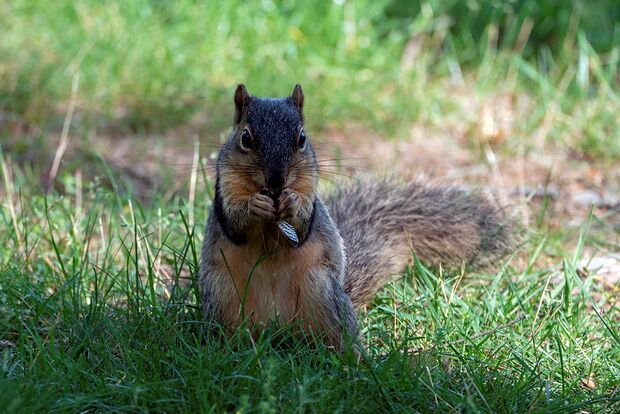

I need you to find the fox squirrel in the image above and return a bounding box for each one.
[199,84,515,349]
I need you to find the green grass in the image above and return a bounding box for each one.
[1,155,619,413]
[2,0,619,159]
[1,1,620,412]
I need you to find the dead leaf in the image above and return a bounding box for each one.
[580,376,596,390]
[477,94,514,144]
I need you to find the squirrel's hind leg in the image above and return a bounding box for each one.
[292,266,358,351]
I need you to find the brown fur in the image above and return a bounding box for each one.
[202,220,349,347]
[220,165,262,205]
[325,178,516,307]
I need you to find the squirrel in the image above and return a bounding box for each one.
[199,84,515,349]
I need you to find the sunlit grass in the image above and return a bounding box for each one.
[1,0,618,159]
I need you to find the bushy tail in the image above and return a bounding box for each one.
[324,178,516,308]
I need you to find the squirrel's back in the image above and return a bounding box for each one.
[324,178,515,307]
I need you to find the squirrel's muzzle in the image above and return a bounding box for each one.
[265,173,285,196]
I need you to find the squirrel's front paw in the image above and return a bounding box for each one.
[248,193,276,220]
[278,189,302,220]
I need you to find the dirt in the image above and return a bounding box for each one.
[4,96,619,278]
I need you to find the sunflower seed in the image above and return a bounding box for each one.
[277,220,299,247]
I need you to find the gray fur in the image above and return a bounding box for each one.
[324,178,516,307]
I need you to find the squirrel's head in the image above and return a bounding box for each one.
[217,84,318,199]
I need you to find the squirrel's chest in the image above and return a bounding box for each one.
[217,240,325,326]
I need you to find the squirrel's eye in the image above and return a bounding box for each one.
[240,128,252,151]
[297,128,307,150]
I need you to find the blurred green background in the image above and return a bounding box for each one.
[1,0,619,198]
[1,0,618,134]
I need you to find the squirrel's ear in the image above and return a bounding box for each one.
[234,84,251,124]
[291,84,304,116]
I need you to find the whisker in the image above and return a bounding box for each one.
[316,176,349,188]
[295,170,360,182]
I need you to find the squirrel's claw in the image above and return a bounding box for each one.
[278,189,301,220]
[248,193,276,220]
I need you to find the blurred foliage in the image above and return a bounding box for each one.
[0,0,618,137]
[386,0,620,59]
